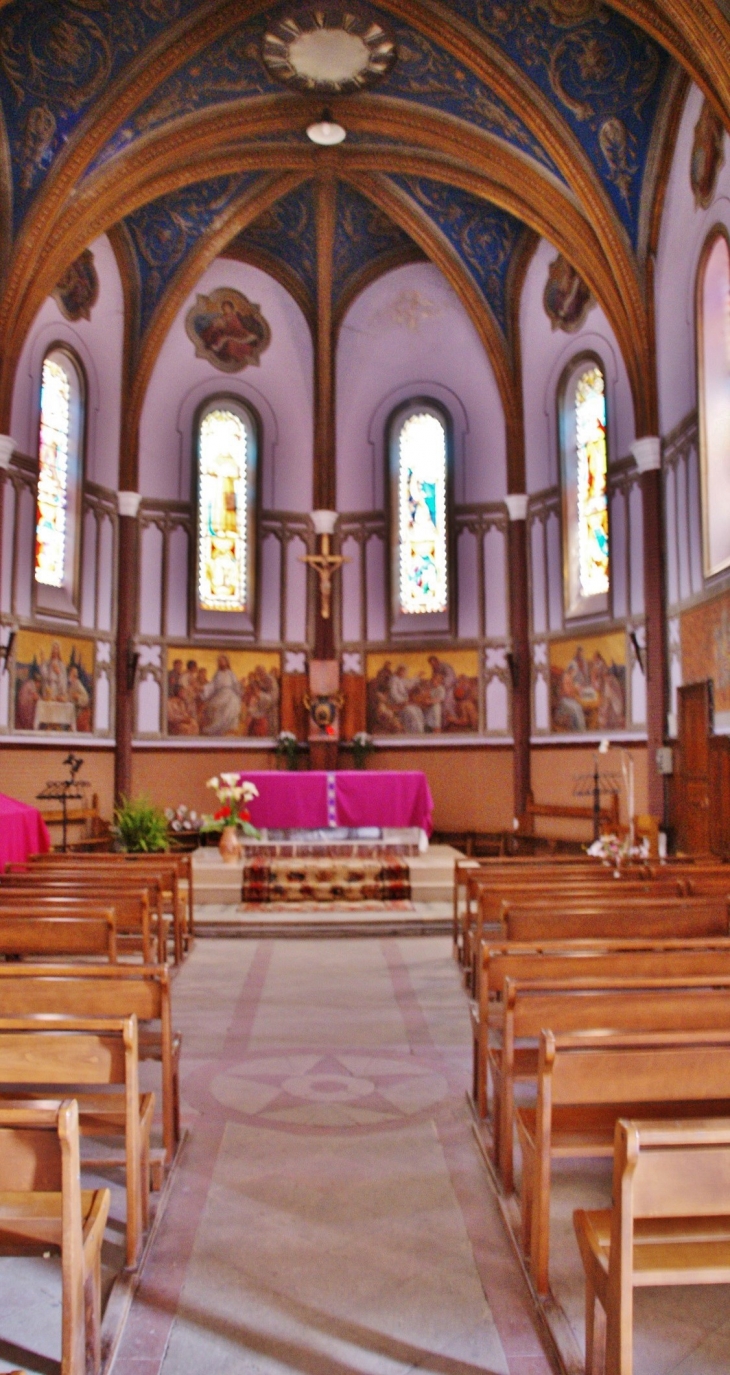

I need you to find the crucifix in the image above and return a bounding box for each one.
[300,513,349,622]
[300,510,350,770]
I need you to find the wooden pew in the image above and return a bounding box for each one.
[0,1014,153,1268]
[458,858,606,964]
[493,974,730,1193]
[472,937,730,1120]
[0,1100,110,1375]
[0,910,117,961]
[502,895,729,944]
[27,851,195,958]
[516,1027,730,1295]
[574,1117,730,1375]
[0,963,180,1165]
[0,884,160,963]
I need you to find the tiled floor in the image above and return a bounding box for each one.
[111,935,554,1375]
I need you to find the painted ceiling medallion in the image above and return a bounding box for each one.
[262,10,396,93]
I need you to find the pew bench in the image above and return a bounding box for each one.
[492,974,730,1194]
[0,884,161,963]
[516,1027,730,1295]
[0,1014,153,1269]
[0,963,180,1166]
[0,1100,110,1375]
[575,1117,730,1375]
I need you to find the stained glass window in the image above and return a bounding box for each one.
[198,406,249,612]
[698,230,730,578]
[397,410,448,615]
[35,356,72,587]
[575,365,609,599]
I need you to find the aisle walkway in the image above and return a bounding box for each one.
[113,938,554,1375]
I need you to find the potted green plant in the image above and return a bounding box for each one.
[113,795,169,853]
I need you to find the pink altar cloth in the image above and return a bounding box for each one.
[0,793,51,869]
[242,771,433,835]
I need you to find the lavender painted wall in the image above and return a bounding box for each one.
[655,82,730,437]
[139,259,313,509]
[10,233,124,490]
[520,236,636,496]
[336,261,507,511]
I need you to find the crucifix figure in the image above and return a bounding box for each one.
[300,511,349,621]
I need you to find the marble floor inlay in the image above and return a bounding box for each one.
[110,936,553,1375]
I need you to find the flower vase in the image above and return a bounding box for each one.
[218,824,241,864]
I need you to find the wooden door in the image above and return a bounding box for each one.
[677,681,713,853]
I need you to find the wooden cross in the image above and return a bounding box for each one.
[300,532,350,620]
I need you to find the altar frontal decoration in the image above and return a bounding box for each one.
[366,650,478,736]
[14,629,94,733]
[166,648,280,737]
[241,855,410,904]
[549,630,626,733]
[185,288,270,372]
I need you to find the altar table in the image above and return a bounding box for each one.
[241,771,434,836]
[0,793,51,869]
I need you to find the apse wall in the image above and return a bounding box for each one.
[335,260,512,774]
[655,82,730,735]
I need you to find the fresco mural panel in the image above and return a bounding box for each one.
[14,630,94,733]
[166,648,280,737]
[549,630,626,732]
[366,650,479,735]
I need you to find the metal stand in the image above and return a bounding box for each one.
[36,753,89,853]
[572,766,620,841]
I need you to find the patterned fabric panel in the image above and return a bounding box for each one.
[242,857,411,903]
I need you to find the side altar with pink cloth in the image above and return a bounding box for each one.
[240,770,433,838]
[0,793,51,868]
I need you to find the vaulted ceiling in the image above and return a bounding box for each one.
[0,0,727,485]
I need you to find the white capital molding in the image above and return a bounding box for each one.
[118,490,142,518]
[0,435,15,469]
[504,493,528,521]
[311,509,338,536]
[630,437,661,473]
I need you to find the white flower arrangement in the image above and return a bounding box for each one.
[587,832,650,872]
[203,775,260,835]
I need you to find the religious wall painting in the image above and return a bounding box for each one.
[185,288,271,373]
[52,248,99,322]
[544,254,594,332]
[680,591,730,714]
[14,630,94,733]
[549,630,626,733]
[166,648,280,737]
[691,98,726,210]
[366,650,479,736]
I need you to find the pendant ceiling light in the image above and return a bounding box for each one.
[306,110,346,145]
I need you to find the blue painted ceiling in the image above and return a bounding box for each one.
[0,1,678,340]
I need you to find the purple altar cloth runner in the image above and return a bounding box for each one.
[239,771,433,835]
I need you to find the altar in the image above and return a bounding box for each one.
[0,793,51,868]
[242,770,434,836]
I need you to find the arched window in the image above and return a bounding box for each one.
[560,355,610,620]
[34,346,85,616]
[195,396,257,622]
[389,400,451,632]
[698,228,730,579]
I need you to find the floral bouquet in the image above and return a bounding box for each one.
[351,730,374,770]
[587,832,649,873]
[202,774,261,837]
[275,729,299,770]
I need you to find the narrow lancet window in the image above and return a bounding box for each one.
[398,410,448,615]
[575,365,609,600]
[198,407,249,612]
[35,356,72,588]
[698,229,730,578]
[561,355,610,620]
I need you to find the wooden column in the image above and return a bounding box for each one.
[114,491,141,803]
[632,438,668,820]
[313,173,336,513]
[506,494,531,822]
